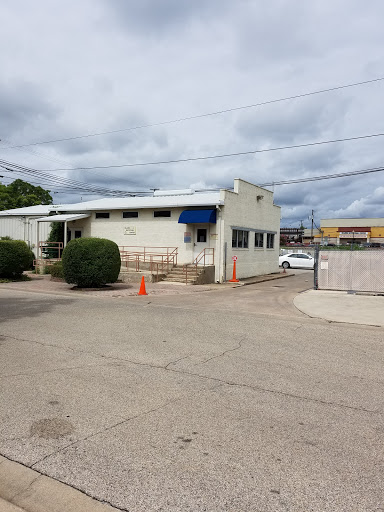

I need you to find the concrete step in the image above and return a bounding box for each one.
[163,277,197,283]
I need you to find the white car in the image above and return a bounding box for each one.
[279,253,315,269]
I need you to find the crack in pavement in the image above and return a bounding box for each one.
[164,355,191,369]
[200,338,244,364]
[1,333,380,415]
[0,362,116,380]
[30,387,219,469]
[0,454,129,512]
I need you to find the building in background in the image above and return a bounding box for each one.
[302,218,384,245]
[0,205,57,248]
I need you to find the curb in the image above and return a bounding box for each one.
[0,456,121,512]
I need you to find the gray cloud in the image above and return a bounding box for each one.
[0,0,384,225]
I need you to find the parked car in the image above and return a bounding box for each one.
[279,253,315,269]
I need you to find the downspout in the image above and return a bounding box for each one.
[216,205,222,283]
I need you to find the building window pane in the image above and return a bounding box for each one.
[232,229,249,248]
[123,211,139,218]
[95,212,110,219]
[255,232,264,248]
[266,233,274,248]
[238,230,243,248]
[232,230,237,248]
[154,210,171,217]
[197,228,207,242]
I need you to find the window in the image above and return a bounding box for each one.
[197,228,207,242]
[255,232,264,248]
[123,211,139,218]
[95,212,110,219]
[266,233,275,249]
[154,210,171,218]
[232,229,249,248]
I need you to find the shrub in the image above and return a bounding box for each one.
[62,237,121,287]
[0,240,33,278]
[49,261,64,279]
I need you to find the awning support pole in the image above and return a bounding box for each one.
[64,221,68,247]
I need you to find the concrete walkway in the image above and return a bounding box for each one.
[0,456,120,512]
[294,289,384,327]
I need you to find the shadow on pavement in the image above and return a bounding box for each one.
[0,296,74,324]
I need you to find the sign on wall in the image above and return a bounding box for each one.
[184,231,191,243]
[210,233,218,240]
[124,226,136,235]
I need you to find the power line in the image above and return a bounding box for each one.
[41,132,384,171]
[3,76,384,149]
[259,165,384,187]
[0,159,151,197]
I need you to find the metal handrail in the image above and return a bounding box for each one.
[119,246,178,274]
[193,247,215,266]
[183,248,215,284]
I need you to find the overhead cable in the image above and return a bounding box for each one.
[40,132,384,171]
[4,76,384,149]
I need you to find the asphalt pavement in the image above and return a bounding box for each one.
[0,270,383,511]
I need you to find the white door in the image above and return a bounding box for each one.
[193,225,209,262]
[68,228,83,242]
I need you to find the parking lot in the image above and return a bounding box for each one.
[1,271,384,511]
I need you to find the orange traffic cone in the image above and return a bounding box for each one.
[138,276,148,295]
[229,261,239,283]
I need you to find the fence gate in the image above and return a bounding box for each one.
[314,247,384,293]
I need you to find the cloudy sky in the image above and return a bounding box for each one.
[1,0,384,227]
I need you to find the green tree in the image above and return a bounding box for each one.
[45,221,64,259]
[0,179,52,211]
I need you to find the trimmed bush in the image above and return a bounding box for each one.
[0,240,33,278]
[49,261,64,279]
[62,237,121,287]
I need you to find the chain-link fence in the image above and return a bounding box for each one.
[314,246,384,293]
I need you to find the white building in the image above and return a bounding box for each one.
[0,204,55,248]
[1,179,281,282]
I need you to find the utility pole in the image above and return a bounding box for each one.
[310,210,314,243]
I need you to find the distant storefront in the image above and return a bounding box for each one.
[303,218,384,245]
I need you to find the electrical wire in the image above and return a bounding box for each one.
[3,76,384,149]
[41,132,384,171]
[259,165,384,187]
[0,159,151,197]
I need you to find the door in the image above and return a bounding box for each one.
[68,228,83,242]
[193,225,209,261]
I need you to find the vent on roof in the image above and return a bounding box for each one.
[153,189,194,197]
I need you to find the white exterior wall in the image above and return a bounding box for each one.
[0,216,50,249]
[64,180,281,282]
[68,207,219,265]
[219,179,281,281]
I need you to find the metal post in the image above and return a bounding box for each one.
[64,221,68,247]
[310,210,314,243]
[314,245,319,289]
[36,222,40,260]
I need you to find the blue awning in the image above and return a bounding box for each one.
[178,209,216,224]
